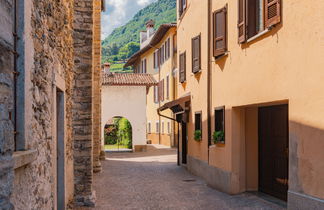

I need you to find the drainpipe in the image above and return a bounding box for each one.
[207,0,212,164]
[13,0,20,150]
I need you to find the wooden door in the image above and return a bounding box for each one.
[181,122,187,164]
[258,104,288,201]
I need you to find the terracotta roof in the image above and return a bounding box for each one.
[124,23,177,67]
[102,73,157,87]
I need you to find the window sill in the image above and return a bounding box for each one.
[214,52,229,62]
[13,150,37,170]
[246,28,270,43]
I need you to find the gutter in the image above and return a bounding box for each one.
[207,0,212,164]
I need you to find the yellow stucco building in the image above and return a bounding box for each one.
[159,0,324,209]
[125,21,178,147]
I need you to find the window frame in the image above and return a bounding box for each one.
[214,106,225,143]
[179,52,186,83]
[213,6,227,58]
[191,34,201,73]
[194,111,202,132]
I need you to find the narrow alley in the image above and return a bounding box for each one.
[92,145,285,210]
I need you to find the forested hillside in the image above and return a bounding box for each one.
[101,0,176,71]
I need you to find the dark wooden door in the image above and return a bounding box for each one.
[181,122,187,164]
[259,104,288,201]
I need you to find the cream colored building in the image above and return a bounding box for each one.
[159,0,324,209]
[125,21,178,147]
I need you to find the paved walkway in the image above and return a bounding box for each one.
[92,145,285,210]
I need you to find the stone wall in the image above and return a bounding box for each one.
[0,0,14,209]
[9,0,75,209]
[72,0,96,206]
[92,0,102,173]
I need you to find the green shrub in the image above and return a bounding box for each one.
[213,131,225,144]
[194,130,202,141]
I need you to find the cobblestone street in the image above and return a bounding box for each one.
[92,145,286,210]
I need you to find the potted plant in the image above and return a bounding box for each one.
[194,130,202,142]
[213,130,225,146]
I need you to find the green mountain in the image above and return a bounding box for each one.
[101,0,176,66]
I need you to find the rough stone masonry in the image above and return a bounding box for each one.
[0,0,103,209]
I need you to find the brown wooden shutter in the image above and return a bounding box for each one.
[153,52,156,68]
[192,35,201,73]
[166,75,169,100]
[178,0,183,16]
[264,0,281,28]
[213,7,227,57]
[179,52,186,83]
[238,0,246,43]
[162,79,165,101]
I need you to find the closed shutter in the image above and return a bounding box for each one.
[144,59,147,73]
[153,52,156,68]
[238,0,246,43]
[179,52,186,83]
[264,0,281,28]
[162,79,165,101]
[166,75,169,100]
[192,35,201,73]
[213,7,227,57]
[178,0,183,16]
[167,38,170,58]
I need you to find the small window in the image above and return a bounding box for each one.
[173,34,177,54]
[238,0,281,43]
[179,52,186,83]
[141,59,147,73]
[156,121,160,133]
[192,35,201,73]
[161,45,165,64]
[148,123,151,134]
[215,107,225,143]
[154,86,158,103]
[213,6,227,57]
[195,112,202,131]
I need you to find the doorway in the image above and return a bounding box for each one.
[258,104,288,201]
[181,122,187,164]
[56,89,65,209]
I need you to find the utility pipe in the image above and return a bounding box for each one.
[207,0,212,164]
[13,0,19,150]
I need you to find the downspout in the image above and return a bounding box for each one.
[207,0,212,164]
[13,0,20,150]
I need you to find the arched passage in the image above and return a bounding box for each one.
[104,117,133,151]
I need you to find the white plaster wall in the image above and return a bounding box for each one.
[101,86,147,148]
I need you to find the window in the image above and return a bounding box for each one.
[158,79,164,102]
[192,35,201,73]
[161,45,165,64]
[215,107,225,142]
[165,38,170,60]
[179,52,186,83]
[173,34,177,54]
[156,121,160,133]
[166,75,170,100]
[148,122,151,133]
[213,6,227,57]
[154,86,158,103]
[178,0,187,17]
[195,112,202,131]
[141,59,147,73]
[153,51,157,69]
[238,0,281,43]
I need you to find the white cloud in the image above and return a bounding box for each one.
[101,0,157,40]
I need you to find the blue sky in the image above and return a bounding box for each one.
[102,0,157,40]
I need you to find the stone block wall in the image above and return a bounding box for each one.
[0,1,15,209]
[72,0,96,206]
